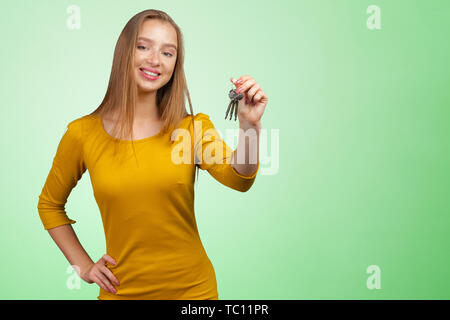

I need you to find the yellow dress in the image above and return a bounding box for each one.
[37,112,259,300]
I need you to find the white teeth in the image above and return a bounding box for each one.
[142,69,159,77]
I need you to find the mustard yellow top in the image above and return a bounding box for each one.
[37,113,259,300]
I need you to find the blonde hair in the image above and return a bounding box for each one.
[89,9,200,183]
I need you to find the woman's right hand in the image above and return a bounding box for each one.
[80,254,120,294]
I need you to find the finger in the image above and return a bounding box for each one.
[101,254,117,266]
[259,89,269,104]
[92,275,113,294]
[236,79,256,94]
[96,270,117,293]
[252,90,264,103]
[252,89,268,104]
[232,76,248,87]
[247,84,261,102]
[238,75,251,82]
[235,75,251,85]
[101,265,120,286]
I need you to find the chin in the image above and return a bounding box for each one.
[137,85,158,93]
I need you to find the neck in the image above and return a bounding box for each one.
[135,89,160,122]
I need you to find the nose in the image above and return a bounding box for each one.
[146,50,160,66]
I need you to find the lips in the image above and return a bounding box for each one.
[139,68,161,80]
[139,67,161,75]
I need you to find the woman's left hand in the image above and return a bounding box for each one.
[230,75,268,127]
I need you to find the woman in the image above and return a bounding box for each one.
[37,9,268,300]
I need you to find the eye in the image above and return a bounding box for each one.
[137,45,146,50]
[164,52,173,57]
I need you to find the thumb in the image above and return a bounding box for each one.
[101,254,117,266]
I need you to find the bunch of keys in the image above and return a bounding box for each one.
[224,88,244,121]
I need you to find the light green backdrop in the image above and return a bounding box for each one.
[1,0,449,299]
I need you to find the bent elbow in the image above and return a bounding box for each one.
[233,181,256,193]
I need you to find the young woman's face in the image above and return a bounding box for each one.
[134,19,178,93]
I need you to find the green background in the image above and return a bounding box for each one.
[1,0,449,299]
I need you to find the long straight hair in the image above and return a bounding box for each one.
[89,9,200,184]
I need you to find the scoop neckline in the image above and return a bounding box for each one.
[93,114,164,144]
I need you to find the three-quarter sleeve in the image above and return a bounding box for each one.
[37,120,87,230]
[193,113,259,192]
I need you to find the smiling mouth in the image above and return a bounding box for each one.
[139,68,161,77]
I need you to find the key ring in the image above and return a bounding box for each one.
[224,86,244,121]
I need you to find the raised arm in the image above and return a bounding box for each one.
[230,119,261,177]
[229,75,267,177]
[193,113,260,192]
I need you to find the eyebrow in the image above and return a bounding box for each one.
[137,36,177,50]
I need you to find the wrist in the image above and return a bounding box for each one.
[79,261,94,275]
[239,120,262,131]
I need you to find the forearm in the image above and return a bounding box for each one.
[231,120,261,176]
[47,224,94,275]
